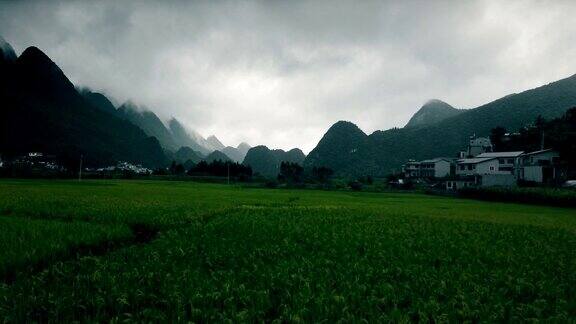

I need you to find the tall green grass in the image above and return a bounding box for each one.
[0,179,575,321]
[0,217,131,282]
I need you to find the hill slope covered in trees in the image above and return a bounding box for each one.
[243,146,305,176]
[0,43,168,168]
[305,73,576,176]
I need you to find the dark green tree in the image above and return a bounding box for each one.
[278,162,304,184]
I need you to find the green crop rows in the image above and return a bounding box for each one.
[0,179,575,321]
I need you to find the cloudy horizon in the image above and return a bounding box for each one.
[2,0,576,153]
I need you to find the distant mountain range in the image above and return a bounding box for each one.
[305,74,576,176]
[3,37,576,177]
[243,146,305,176]
[0,38,252,168]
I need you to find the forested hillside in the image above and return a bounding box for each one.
[243,146,306,176]
[405,99,462,128]
[0,43,168,168]
[305,74,576,176]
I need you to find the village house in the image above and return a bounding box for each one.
[454,151,523,188]
[402,133,569,190]
[419,158,452,178]
[403,158,453,179]
[517,149,560,184]
[456,157,498,177]
[474,151,524,173]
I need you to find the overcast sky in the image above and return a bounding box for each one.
[2,0,576,152]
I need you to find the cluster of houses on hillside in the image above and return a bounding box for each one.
[90,161,152,175]
[402,136,563,190]
[0,153,152,176]
[1,152,63,171]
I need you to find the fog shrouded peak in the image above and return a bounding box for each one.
[405,99,462,128]
[206,135,225,151]
[2,1,576,152]
[0,36,17,62]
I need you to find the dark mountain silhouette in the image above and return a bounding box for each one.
[0,37,17,88]
[0,36,17,67]
[243,145,305,176]
[0,43,168,167]
[168,118,210,155]
[405,99,462,128]
[204,150,232,163]
[174,146,203,164]
[0,46,16,62]
[79,88,118,115]
[117,102,179,151]
[304,121,376,175]
[305,74,576,176]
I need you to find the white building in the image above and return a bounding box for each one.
[455,151,523,188]
[461,136,493,158]
[419,158,452,178]
[517,149,560,183]
[475,151,524,174]
[456,157,499,177]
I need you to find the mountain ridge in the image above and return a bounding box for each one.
[305,73,576,176]
[243,145,306,176]
[0,42,168,167]
[405,99,462,128]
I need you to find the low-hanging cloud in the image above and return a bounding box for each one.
[2,0,576,152]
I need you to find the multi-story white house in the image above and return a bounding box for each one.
[456,157,498,177]
[517,149,560,183]
[403,158,453,179]
[454,151,523,188]
[419,158,452,178]
[474,151,524,173]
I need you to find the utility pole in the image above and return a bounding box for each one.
[78,154,83,182]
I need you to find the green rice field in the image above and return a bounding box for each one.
[0,179,575,321]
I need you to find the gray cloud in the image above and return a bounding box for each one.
[2,0,576,152]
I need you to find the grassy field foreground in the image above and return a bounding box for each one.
[0,179,575,321]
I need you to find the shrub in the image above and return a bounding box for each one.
[458,187,576,208]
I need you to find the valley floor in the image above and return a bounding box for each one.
[0,179,575,321]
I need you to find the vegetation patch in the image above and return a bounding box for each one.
[0,180,575,321]
[458,187,576,208]
[0,217,132,283]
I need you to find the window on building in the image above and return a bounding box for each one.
[499,158,505,164]
[489,166,495,171]
[507,158,514,164]
[467,164,473,170]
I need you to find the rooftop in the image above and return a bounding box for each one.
[420,157,454,163]
[457,157,496,164]
[476,151,524,158]
[521,149,556,156]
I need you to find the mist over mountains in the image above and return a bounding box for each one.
[0,39,255,168]
[2,37,576,177]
